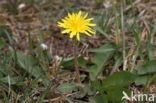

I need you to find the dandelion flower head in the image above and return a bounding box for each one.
[57,11,96,41]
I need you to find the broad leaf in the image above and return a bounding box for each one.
[135,75,152,86]
[94,94,108,103]
[17,52,46,80]
[106,88,131,103]
[57,82,77,93]
[137,60,156,75]
[89,43,116,81]
[101,72,136,90]
[94,26,109,39]
[17,52,36,69]
[88,43,116,53]
[61,56,88,69]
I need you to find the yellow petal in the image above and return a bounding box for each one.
[65,17,70,21]
[87,27,95,34]
[87,23,96,26]
[57,22,63,26]
[85,18,94,22]
[70,32,76,38]
[57,22,63,25]
[72,13,75,18]
[84,31,92,37]
[62,29,71,34]
[77,33,80,41]
[83,13,88,19]
[68,13,72,18]
[57,22,65,27]
[77,11,82,18]
[61,19,68,23]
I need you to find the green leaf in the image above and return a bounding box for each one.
[88,43,116,53]
[91,53,110,66]
[60,57,74,68]
[137,60,156,75]
[78,57,89,69]
[0,26,7,37]
[94,94,108,103]
[0,61,8,75]
[17,52,47,82]
[76,84,94,98]
[94,26,109,39]
[135,75,152,86]
[2,91,9,103]
[106,88,131,103]
[89,43,116,81]
[89,65,100,81]
[17,52,36,69]
[61,56,88,69]
[4,30,14,46]
[57,83,77,93]
[31,66,44,78]
[89,88,130,103]
[147,44,154,60]
[101,72,136,90]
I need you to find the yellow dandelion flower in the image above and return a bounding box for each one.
[57,11,96,41]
